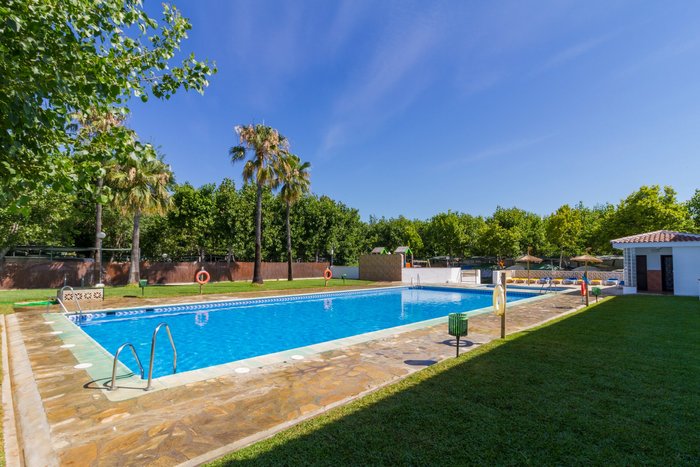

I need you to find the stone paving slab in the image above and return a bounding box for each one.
[7,287,589,465]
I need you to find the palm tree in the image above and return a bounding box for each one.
[230,124,288,284]
[279,153,311,280]
[74,108,124,284]
[109,147,173,284]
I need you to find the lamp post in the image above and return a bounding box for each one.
[330,247,335,267]
[96,231,106,287]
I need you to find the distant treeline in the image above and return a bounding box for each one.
[2,183,699,265]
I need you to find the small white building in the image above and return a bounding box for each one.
[610,230,700,296]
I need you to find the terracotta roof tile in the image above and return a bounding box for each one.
[611,230,700,244]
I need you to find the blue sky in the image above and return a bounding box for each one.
[129,0,700,220]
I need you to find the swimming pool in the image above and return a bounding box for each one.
[71,286,536,378]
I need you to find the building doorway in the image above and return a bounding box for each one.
[661,255,674,293]
[636,255,648,291]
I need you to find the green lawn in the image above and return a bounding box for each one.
[0,278,374,314]
[211,295,700,466]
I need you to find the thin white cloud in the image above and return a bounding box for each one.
[611,35,700,79]
[534,34,613,75]
[319,5,445,155]
[324,0,371,54]
[440,134,556,169]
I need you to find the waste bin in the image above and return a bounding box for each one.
[448,312,469,357]
[139,279,147,296]
[448,313,468,337]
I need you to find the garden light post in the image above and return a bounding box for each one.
[500,272,507,339]
[96,231,106,287]
[330,247,334,267]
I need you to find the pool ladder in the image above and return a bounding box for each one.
[56,286,83,315]
[109,322,177,391]
[411,275,422,288]
[539,278,554,294]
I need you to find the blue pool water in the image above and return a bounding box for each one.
[73,286,535,378]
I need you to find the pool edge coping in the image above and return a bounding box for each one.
[49,285,555,401]
[181,291,593,467]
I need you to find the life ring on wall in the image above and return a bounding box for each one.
[493,285,506,316]
[324,268,333,280]
[196,270,210,285]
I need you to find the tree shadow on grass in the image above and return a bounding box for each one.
[220,296,700,466]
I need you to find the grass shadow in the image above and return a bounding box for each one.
[214,295,700,466]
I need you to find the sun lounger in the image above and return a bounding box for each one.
[603,278,619,286]
[562,277,578,285]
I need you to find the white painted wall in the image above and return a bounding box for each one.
[671,246,700,296]
[330,266,359,280]
[460,269,481,285]
[635,247,672,270]
[402,268,461,284]
[493,270,514,285]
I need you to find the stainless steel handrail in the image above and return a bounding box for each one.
[55,296,70,313]
[109,343,145,391]
[145,322,177,391]
[59,286,83,314]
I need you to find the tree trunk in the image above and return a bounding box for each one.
[252,183,264,284]
[128,209,141,285]
[559,251,563,269]
[94,177,104,285]
[286,200,293,281]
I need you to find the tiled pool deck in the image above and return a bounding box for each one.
[4,285,594,465]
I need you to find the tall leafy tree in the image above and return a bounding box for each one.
[230,124,288,284]
[166,183,216,260]
[475,221,520,259]
[604,185,693,240]
[490,207,546,255]
[109,147,173,284]
[367,216,424,254]
[687,189,700,231]
[279,154,311,280]
[0,188,75,262]
[422,211,468,258]
[545,205,583,266]
[0,1,214,202]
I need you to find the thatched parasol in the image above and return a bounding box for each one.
[570,253,602,305]
[515,248,542,284]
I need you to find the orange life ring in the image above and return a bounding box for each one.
[324,268,333,280]
[196,270,210,285]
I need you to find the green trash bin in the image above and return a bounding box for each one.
[448,313,469,357]
[139,279,147,296]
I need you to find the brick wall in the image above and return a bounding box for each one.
[647,270,662,292]
[502,269,623,281]
[0,259,327,289]
[358,254,402,281]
